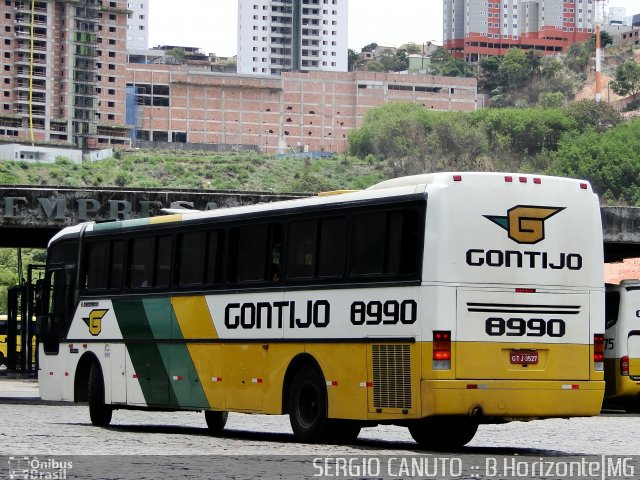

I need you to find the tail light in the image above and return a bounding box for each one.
[594,334,604,371]
[621,356,630,376]
[433,331,451,370]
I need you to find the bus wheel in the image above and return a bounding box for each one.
[408,417,478,450]
[289,367,329,443]
[204,410,228,435]
[0,352,5,366]
[88,363,112,427]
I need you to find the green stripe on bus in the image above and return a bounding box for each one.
[112,298,178,407]
[141,297,207,407]
[93,218,150,231]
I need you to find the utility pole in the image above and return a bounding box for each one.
[594,0,607,103]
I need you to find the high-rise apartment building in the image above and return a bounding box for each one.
[237,0,348,75]
[444,0,595,62]
[0,0,129,150]
[126,0,149,50]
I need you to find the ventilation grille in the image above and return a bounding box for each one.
[372,344,412,409]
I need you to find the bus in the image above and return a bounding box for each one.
[604,280,640,411]
[0,315,6,366]
[38,172,605,448]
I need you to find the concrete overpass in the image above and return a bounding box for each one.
[0,186,638,261]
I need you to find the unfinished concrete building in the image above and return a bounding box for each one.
[0,0,129,150]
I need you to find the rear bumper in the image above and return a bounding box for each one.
[422,379,605,418]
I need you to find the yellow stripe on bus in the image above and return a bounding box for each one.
[171,296,218,339]
[171,296,222,409]
[150,214,183,224]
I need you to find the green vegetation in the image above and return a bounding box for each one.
[0,249,45,313]
[0,151,387,193]
[347,100,638,204]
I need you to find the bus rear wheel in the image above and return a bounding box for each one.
[289,366,329,443]
[88,363,112,427]
[408,417,478,450]
[204,410,228,435]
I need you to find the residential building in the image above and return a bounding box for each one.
[126,0,149,50]
[237,0,348,75]
[0,0,129,150]
[444,0,595,62]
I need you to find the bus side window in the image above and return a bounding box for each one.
[85,242,110,290]
[351,212,386,276]
[129,237,155,288]
[155,235,173,288]
[177,231,206,286]
[109,240,125,290]
[286,219,318,280]
[317,217,347,279]
[205,230,223,285]
[228,225,268,283]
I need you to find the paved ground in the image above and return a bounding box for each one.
[1,375,639,479]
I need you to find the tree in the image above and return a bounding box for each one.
[478,56,502,94]
[348,48,358,71]
[403,43,422,55]
[361,43,378,53]
[611,60,640,97]
[499,49,531,90]
[366,60,385,72]
[165,47,186,64]
[392,49,409,72]
[591,30,614,48]
[563,99,622,133]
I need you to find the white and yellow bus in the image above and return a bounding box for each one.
[38,172,605,448]
[604,280,640,411]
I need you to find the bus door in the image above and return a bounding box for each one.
[39,267,76,356]
[628,333,640,377]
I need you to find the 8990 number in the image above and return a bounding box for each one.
[485,317,565,337]
[350,300,417,325]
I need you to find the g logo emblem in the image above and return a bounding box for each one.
[82,309,108,336]
[485,206,564,244]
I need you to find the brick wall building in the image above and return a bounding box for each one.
[123,67,477,154]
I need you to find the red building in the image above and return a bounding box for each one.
[444,0,595,62]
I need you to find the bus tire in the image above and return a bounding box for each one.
[408,417,478,450]
[204,410,228,435]
[289,366,329,443]
[88,363,112,427]
[0,351,5,366]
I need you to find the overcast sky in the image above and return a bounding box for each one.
[148,0,640,57]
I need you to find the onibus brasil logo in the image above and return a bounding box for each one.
[82,309,108,336]
[484,206,565,244]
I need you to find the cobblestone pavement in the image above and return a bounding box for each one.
[1,377,639,479]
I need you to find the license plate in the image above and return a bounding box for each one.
[510,350,538,364]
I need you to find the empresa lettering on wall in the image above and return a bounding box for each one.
[0,196,216,221]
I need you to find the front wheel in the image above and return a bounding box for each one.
[289,366,329,443]
[408,417,478,450]
[205,410,228,435]
[88,363,112,427]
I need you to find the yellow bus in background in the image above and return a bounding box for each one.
[604,281,640,412]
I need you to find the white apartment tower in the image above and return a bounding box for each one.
[238,0,348,75]
[127,1,149,50]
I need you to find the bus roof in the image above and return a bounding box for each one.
[47,172,593,245]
